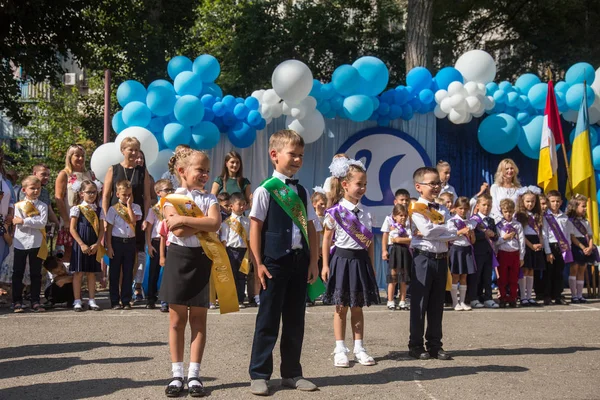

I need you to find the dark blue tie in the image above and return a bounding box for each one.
[285,178,299,186]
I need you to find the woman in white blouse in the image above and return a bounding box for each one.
[490,159,522,222]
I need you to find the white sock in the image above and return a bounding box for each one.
[519,278,527,300]
[450,284,458,306]
[254,295,260,305]
[88,298,97,306]
[335,340,346,352]
[569,276,577,297]
[354,339,364,352]
[459,285,467,304]
[188,362,201,387]
[171,362,184,387]
[74,299,82,304]
[525,276,534,299]
[576,280,584,299]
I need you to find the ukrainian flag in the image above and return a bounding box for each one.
[570,88,598,243]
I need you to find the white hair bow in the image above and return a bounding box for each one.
[328,158,366,178]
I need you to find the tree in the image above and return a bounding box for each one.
[406,0,434,70]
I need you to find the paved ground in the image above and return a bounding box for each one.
[1,293,599,400]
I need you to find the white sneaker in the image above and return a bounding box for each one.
[387,301,395,310]
[484,299,499,308]
[73,301,83,312]
[470,300,484,309]
[460,301,472,311]
[398,301,408,310]
[209,303,216,310]
[354,348,376,366]
[454,303,464,311]
[332,347,350,367]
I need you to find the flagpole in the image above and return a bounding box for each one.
[548,67,571,192]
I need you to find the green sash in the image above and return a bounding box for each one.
[261,177,310,247]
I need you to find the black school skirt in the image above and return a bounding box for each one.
[160,244,211,307]
[524,234,546,271]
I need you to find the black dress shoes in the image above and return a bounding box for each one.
[429,348,452,360]
[409,347,431,360]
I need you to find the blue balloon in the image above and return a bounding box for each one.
[244,96,260,111]
[330,95,344,111]
[320,83,335,100]
[409,98,422,113]
[148,117,167,134]
[256,118,267,130]
[566,62,595,86]
[117,80,146,107]
[222,95,237,110]
[228,123,256,148]
[515,73,541,95]
[498,81,513,92]
[191,121,220,150]
[122,101,151,127]
[332,65,360,96]
[506,92,519,107]
[516,111,531,125]
[352,56,389,96]
[394,86,409,105]
[401,104,413,120]
[201,94,216,109]
[477,113,521,154]
[493,90,507,104]
[343,95,374,122]
[202,108,215,122]
[174,71,203,96]
[518,115,544,159]
[566,83,596,110]
[112,111,126,134]
[593,145,600,170]
[371,96,380,111]
[309,79,322,99]
[167,56,193,80]
[317,100,332,115]
[434,67,463,91]
[222,112,237,127]
[380,90,395,104]
[377,117,390,127]
[406,67,433,93]
[527,83,548,110]
[148,79,173,91]
[235,97,244,104]
[192,54,221,83]
[246,110,263,127]
[570,125,599,147]
[378,102,390,116]
[146,86,176,117]
[418,89,434,105]
[233,103,249,120]
[163,123,191,149]
[174,95,205,127]
[486,82,499,96]
[212,102,226,117]
[516,95,529,110]
[389,104,402,119]
[555,81,569,94]
[201,83,223,98]
[153,131,168,150]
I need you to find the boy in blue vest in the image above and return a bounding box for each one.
[248,129,319,396]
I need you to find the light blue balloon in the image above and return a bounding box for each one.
[477,113,521,154]
[516,95,529,110]
[565,62,595,86]
[394,86,409,105]
[406,67,433,93]
[515,74,541,95]
[212,102,226,117]
[174,71,203,96]
[434,67,463,91]
[309,79,322,99]
[371,96,380,111]
[246,110,263,127]
[148,79,173,91]
[570,125,599,146]
[222,95,237,110]
[332,65,360,96]
[352,56,389,96]
[320,83,335,100]
[228,123,256,148]
[148,117,167,135]
[518,115,544,159]
[493,90,507,104]
[117,80,146,108]
[516,111,531,125]
[112,111,126,134]
[163,123,191,149]
[233,103,249,120]
[566,83,596,110]
[174,95,205,127]
[201,94,216,109]
[146,86,176,117]
[555,92,566,108]
[191,121,220,150]
[527,83,548,110]
[317,100,331,115]
[498,81,513,92]
[506,92,520,107]
[122,101,151,127]
[593,145,600,170]
[343,95,374,122]
[244,96,260,111]
[154,131,168,150]
[201,83,223,98]
[192,54,221,83]
[167,56,193,80]
[486,82,499,96]
[555,81,569,94]
[203,109,215,122]
[418,89,434,105]
[330,95,344,111]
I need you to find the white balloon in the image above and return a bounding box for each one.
[465,96,480,113]
[251,89,265,104]
[301,96,317,111]
[562,109,579,123]
[464,114,473,124]
[434,104,448,118]
[448,109,464,124]
[115,126,159,165]
[464,81,479,96]
[449,94,464,109]
[473,108,486,118]
[285,110,325,144]
[260,103,273,120]
[455,50,497,84]
[147,149,174,181]
[440,97,453,114]
[291,107,306,120]
[434,89,448,104]
[592,68,600,93]
[263,89,280,106]
[447,81,465,96]
[589,105,600,124]
[476,82,487,96]
[270,102,283,119]
[265,117,273,125]
[91,143,124,182]
[484,96,496,110]
[272,60,314,105]
[281,101,293,116]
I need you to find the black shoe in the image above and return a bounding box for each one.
[187,378,206,397]
[165,377,184,397]
[112,304,123,310]
[429,348,452,360]
[571,298,580,304]
[146,302,156,309]
[544,298,552,306]
[160,303,169,312]
[499,301,507,308]
[123,304,132,310]
[509,301,517,308]
[519,299,529,307]
[555,298,568,305]
[408,347,431,360]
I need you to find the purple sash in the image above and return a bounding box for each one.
[327,203,374,251]
[390,220,411,250]
[498,220,516,235]
[544,212,574,263]
[527,214,540,233]
[470,214,499,268]
[570,218,600,262]
[452,217,478,271]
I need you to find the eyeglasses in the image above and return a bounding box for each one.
[160,189,175,193]
[418,181,443,188]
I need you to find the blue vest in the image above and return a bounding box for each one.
[261,183,309,261]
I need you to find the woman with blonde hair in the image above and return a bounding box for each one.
[489,158,522,222]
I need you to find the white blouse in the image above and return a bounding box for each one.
[447,216,477,247]
[324,198,372,250]
[490,184,521,222]
[70,201,106,220]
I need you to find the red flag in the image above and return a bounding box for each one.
[545,81,564,145]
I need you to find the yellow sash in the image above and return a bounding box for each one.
[114,202,136,233]
[225,217,250,275]
[78,205,107,263]
[161,194,239,314]
[151,203,164,221]
[16,201,48,260]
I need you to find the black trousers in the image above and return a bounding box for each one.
[467,251,494,303]
[146,239,162,303]
[12,247,43,304]
[45,282,75,305]
[545,243,566,300]
[409,252,447,351]
[227,247,248,303]
[109,237,136,306]
[249,251,308,380]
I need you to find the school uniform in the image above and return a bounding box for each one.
[439,183,457,201]
[322,198,380,307]
[409,198,457,354]
[106,202,142,307]
[12,199,48,305]
[447,216,477,275]
[145,204,164,304]
[69,201,105,273]
[468,213,497,303]
[160,188,218,307]
[220,212,251,303]
[381,215,412,284]
[544,211,574,301]
[522,212,550,298]
[570,217,597,264]
[248,170,317,381]
[495,219,525,303]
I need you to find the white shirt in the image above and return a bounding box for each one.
[106,202,142,238]
[0,175,14,217]
[496,219,526,260]
[447,215,477,247]
[546,211,576,246]
[323,198,372,250]
[220,213,250,248]
[571,217,592,238]
[323,176,333,193]
[14,199,48,250]
[490,184,520,222]
[410,197,457,253]
[250,170,317,249]
[522,211,551,254]
[439,183,457,201]
[69,201,106,220]
[314,215,324,233]
[164,188,218,248]
[381,215,412,245]
[144,206,162,239]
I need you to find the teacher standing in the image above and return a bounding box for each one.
[489,158,522,221]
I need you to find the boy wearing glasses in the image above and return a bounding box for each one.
[143,179,174,310]
[408,167,469,361]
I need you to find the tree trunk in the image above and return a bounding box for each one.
[405,0,434,70]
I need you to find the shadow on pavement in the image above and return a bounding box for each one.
[451,346,600,357]
[0,341,165,360]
